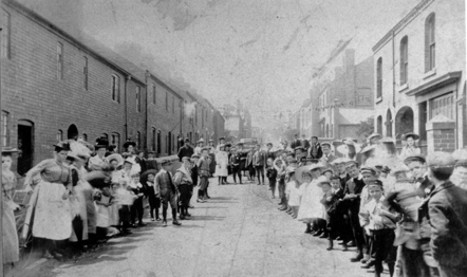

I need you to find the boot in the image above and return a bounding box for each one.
[304,224,312,234]
[327,239,333,251]
[350,252,363,262]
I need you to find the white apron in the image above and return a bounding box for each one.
[297,180,324,223]
[31,181,72,240]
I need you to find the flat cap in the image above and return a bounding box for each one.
[360,166,376,175]
[403,155,426,165]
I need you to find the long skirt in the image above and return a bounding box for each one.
[69,182,89,242]
[30,181,72,240]
[2,199,19,263]
[297,182,324,223]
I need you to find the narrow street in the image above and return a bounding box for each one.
[16,178,362,277]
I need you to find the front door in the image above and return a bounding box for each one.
[17,121,34,176]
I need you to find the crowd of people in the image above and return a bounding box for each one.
[3,132,467,277]
[241,133,466,277]
[1,136,222,271]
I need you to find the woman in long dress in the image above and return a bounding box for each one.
[215,145,229,185]
[23,142,73,259]
[2,148,20,267]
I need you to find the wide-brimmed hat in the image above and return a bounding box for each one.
[123,141,136,149]
[54,142,71,152]
[367,133,382,141]
[191,153,200,159]
[286,164,298,174]
[402,132,420,140]
[390,163,410,175]
[296,165,312,183]
[316,176,331,187]
[123,158,134,165]
[309,162,326,172]
[106,153,124,166]
[322,167,334,175]
[360,144,376,154]
[197,138,205,144]
[1,147,18,154]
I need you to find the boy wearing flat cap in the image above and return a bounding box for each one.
[418,152,467,277]
[360,180,397,277]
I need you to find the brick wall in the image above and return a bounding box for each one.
[1,2,142,166]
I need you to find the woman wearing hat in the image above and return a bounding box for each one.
[399,133,421,160]
[2,147,20,267]
[23,142,73,259]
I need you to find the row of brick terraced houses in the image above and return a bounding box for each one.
[0,0,225,175]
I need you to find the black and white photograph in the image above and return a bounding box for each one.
[0,0,466,276]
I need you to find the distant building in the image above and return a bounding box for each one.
[373,0,466,153]
[313,49,374,141]
[221,101,250,141]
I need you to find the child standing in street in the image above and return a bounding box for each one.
[360,180,398,277]
[285,165,300,218]
[144,172,161,221]
[266,157,278,198]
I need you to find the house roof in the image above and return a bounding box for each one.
[372,0,434,53]
[6,0,147,84]
[337,108,373,125]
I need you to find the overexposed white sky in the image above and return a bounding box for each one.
[21,0,422,128]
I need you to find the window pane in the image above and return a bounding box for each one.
[1,111,8,147]
[1,10,10,59]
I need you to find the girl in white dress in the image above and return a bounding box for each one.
[297,163,325,233]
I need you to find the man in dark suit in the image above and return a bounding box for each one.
[177,139,194,162]
[290,134,301,150]
[418,152,467,277]
[308,136,323,160]
[301,134,310,150]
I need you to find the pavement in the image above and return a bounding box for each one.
[10,177,373,277]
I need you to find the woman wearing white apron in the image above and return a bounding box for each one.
[23,142,73,259]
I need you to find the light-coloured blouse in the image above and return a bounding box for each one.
[25,159,71,186]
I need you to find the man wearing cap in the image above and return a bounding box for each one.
[320,142,335,165]
[388,155,434,277]
[358,166,378,267]
[155,160,181,226]
[341,160,367,262]
[177,139,194,162]
[360,179,397,277]
[308,136,323,160]
[418,152,467,277]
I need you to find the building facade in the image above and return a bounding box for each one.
[0,0,224,174]
[314,50,374,141]
[373,0,466,153]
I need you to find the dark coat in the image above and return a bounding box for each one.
[177,145,194,161]
[419,181,467,276]
[308,143,323,159]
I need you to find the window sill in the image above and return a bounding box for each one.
[398,83,409,92]
[423,68,436,79]
[376,97,383,104]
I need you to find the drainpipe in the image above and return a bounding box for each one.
[392,30,396,109]
[124,75,130,142]
[145,71,149,150]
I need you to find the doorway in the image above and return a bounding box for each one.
[17,120,34,175]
